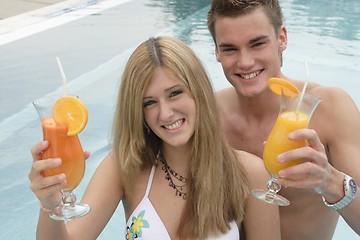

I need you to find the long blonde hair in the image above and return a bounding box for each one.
[112,36,249,239]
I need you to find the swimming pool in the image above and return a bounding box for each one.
[0,0,359,239]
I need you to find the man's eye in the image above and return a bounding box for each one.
[222,48,235,52]
[253,42,265,47]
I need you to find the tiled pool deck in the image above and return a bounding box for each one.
[0,0,64,19]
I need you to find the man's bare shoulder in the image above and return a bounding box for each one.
[304,83,360,151]
[289,80,358,117]
[309,83,353,100]
[307,83,358,119]
[291,81,355,105]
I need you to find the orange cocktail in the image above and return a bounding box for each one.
[252,77,321,206]
[41,117,85,190]
[33,94,90,220]
[263,111,309,177]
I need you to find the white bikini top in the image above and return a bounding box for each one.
[125,165,240,239]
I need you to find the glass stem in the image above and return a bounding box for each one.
[266,178,282,201]
[61,190,76,207]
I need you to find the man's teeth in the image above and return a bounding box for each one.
[240,70,261,79]
[164,119,184,130]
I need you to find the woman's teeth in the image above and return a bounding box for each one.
[164,119,184,130]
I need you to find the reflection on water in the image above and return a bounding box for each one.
[288,0,360,41]
[148,0,210,46]
[147,0,209,23]
[282,0,360,66]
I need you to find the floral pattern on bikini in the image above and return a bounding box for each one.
[126,210,150,240]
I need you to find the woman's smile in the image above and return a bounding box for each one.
[162,118,185,130]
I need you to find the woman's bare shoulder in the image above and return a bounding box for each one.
[233,150,272,189]
[91,151,123,185]
[235,150,267,174]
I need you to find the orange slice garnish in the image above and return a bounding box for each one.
[268,77,300,97]
[52,96,88,136]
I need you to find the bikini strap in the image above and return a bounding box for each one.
[144,164,156,197]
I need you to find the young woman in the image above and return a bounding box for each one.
[29,36,280,239]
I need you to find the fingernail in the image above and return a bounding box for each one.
[53,158,62,165]
[279,170,285,178]
[288,133,295,139]
[58,173,66,181]
[40,141,48,147]
[277,154,284,162]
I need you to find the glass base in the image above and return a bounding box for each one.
[49,203,91,221]
[252,189,290,206]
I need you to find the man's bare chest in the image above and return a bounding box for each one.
[225,124,269,158]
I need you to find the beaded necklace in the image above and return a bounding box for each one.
[158,152,188,200]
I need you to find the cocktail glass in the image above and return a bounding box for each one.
[33,95,90,220]
[252,92,321,206]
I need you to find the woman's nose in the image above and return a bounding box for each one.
[159,102,174,121]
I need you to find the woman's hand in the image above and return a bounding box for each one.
[28,141,90,210]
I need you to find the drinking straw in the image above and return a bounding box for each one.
[56,56,68,96]
[296,61,310,112]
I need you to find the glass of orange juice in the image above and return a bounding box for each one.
[33,95,90,220]
[252,91,321,206]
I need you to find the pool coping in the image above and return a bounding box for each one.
[0,0,130,46]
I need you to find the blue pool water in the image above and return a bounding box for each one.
[0,0,359,239]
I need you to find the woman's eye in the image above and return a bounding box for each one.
[170,90,182,98]
[143,100,156,108]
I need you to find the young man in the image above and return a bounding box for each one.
[207,0,360,239]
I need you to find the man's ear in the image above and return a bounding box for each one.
[215,46,221,62]
[278,25,288,52]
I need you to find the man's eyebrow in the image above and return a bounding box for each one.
[249,35,269,44]
[218,35,269,48]
[218,43,236,48]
